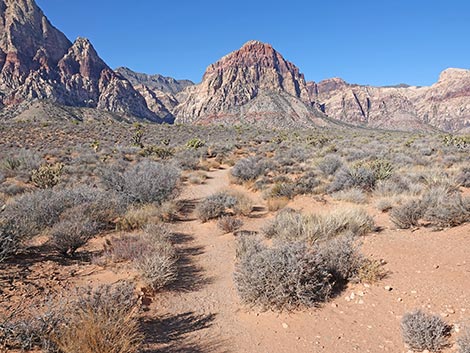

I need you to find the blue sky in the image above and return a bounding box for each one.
[36,0,470,86]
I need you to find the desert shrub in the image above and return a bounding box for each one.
[53,282,142,353]
[197,192,236,222]
[390,199,424,229]
[31,163,64,189]
[187,171,207,184]
[0,222,18,262]
[275,146,308,166]
[401,310,450,352]
[106,226,177,291]
[231,157,270,182]
[235,232,263,259]
[197,191,252,222]
[376,198,394,212]
[186,138,206,149]
[317,154,343,176]
[374,175,411,197]
[266,182,296,199]
[421,185,470,227]
[264,207,374,243]
[234,240,332,310]
[174,149,201,170]
[2,282,141,353]
[314,234,363,286]
[357,258,387,283]
[1,149,41,178]
[0,183,28,196]
[155,200,181,222]
[328,167,376,193]
[3,187,124,241]
[365,159,394,181]
[101,160,180,206]
[458,326,470,353]
[294,171,320,195]
[217,216,243,233]
[116,204,161,231]
[50,208,99,257]
[332,188,367,204]
[457,167,470,187]
[0,172,4,184]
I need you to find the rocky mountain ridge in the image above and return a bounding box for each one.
[308,68,470,132]
[173,40,329,127]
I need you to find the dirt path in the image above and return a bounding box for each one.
[143,168,470,353]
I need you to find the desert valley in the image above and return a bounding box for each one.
[0,1,469,353]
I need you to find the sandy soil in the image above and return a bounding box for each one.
[3,167,470,353]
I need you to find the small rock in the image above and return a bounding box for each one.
[384,286,393,291]
[397,297,403,302]
[331,303,338,308]
[357,291,365,297]
[434,264,440,269]
[363,283,371,288]
[350,292,356,299]
[282,323,289,329]
[446,308,455,314]
[358,299,364,305]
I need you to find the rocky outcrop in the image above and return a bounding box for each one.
[309,68,470,132]
[115,67,193,95]
[174,40,328,127]
[0,0,160,121]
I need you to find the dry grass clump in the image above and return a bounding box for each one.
[217,216,243,233]
[356,258,387,283]
[266,196,289,211]
[401,310,450,352]
[316,154,343,176]
[105,225,177,291]
[1,282,142,353]
[264,207,374,243]
[116,204,161,231]
[331,188,368,204]
[458,326,470,353]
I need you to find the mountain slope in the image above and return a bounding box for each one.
[0,0,159,121]
[309,68,470,132]
[174,40,329,127]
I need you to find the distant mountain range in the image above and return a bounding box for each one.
[1,0,469,132]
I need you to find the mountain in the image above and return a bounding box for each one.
[115,67,195,122]
[115,67,194,95]
[0,0,159,121]
[174,40,329,128]
[309,68,470,132]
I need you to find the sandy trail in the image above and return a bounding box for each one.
[143,168,470,353]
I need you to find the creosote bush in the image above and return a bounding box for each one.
[101,160,180,205]
[401,310,450,352]
[197,190,253,222]
[390,199,423,229]
[50,208,99,257]
[234,234,363,310]
[231,156,270,182]
[106,225,177,291]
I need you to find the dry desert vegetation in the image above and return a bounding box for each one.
[0,119,469,353]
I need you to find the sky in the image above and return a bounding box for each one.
[36,0,470,86]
